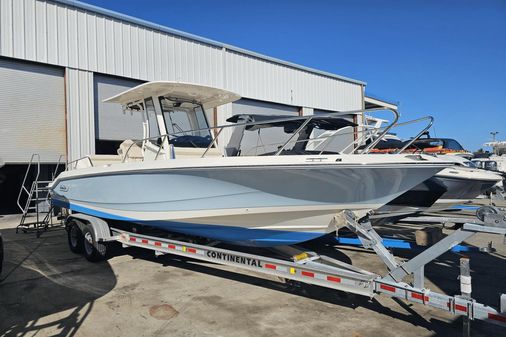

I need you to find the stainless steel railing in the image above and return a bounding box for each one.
[120,107,399,161]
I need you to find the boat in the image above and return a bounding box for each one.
[305,115,503,217]
[49,81,452,247]
[370,131,473,159]
[473,141,506,175]
[365,122,503,213]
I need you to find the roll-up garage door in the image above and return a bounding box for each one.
[231,99,300,156]
[0,59,65,163]
[314,109,355,153]
[232,98,300,116]
[94,74,144,141]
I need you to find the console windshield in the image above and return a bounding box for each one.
[159,97,212,148]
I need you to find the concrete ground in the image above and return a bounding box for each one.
[1,204,506,337]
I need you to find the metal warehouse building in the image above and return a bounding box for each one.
[0,0,383,213]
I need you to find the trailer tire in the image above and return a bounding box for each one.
[67,220,84,254]
[82,227,107,262]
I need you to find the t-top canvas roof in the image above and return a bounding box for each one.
[104,81,241,109]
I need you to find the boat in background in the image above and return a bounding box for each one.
[351,116,503,216]
[370,131,473,159]
[49,82,452,247]
[473,141,506,175]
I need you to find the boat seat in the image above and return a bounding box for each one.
[118,139,144,162]
[88,154,122,166]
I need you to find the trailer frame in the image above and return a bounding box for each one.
[63,208,506,330]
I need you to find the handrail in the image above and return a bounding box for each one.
[231,124,399,157]
[17,154,40,213]
[67,155,94,170]
[201,127,223,158]
[239,127,354,156]
[53,154,66,179]
[361,109,400,153]
[317,126,354,155]
[274,117,313,155]
[357,115,435,154]
[154,135,168,161]
[120,107,395,160]
[394,116,434,153]
[340,126,381,154]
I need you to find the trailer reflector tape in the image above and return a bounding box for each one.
[289,267,296,275]
[187,248,197,254]
[411,292,429,302]
[168,244,176,249]
[154,242,161,246]
[264,263,277,270]
[141,239,148,244]
[380,284,396,293]
[301,271,315,278]
[488,313,506,323]
[455,304,467,313]
[129,237,136,242]
[327,276,341,283]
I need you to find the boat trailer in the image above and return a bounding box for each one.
[64,207,506,333]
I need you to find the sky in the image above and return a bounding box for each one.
[82,0,506,151]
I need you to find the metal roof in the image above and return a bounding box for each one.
[55,0,366,86]
[365,93,399,107]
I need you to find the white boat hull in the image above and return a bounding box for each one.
[51,155,449,246]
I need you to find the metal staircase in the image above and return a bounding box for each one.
[16,154,65,235]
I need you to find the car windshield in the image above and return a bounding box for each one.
[159,97,212,148]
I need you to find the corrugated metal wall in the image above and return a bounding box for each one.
[0,0,363,110]
[0,0,364,160]
[0,0,224,86]
[225,51,362,111]
[66,68,94,161]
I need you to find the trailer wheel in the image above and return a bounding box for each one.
[67,220,84,254]
[82,227,107,262]
[476,206,498,222]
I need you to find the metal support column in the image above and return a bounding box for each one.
[460,258,471,337]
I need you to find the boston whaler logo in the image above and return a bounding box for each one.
[59,184,69,192]
[207,251,262,267]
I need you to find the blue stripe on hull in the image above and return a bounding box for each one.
[52,199,325,247]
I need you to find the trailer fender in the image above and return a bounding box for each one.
[65,214,113,243]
